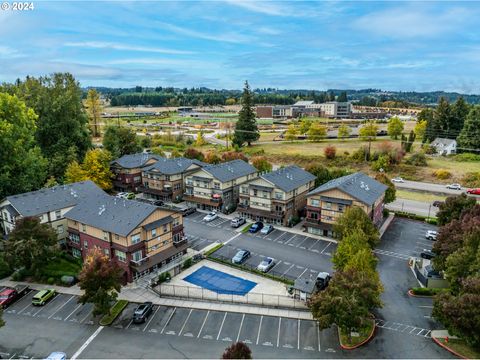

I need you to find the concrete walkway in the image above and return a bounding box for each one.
[430,330,458,340]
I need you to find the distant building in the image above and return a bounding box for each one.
[307,102,352,118]
[111,153,161,192]
[430,138,457,155]
[303,172,387,237]
[256,105,293,119]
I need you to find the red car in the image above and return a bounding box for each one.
[466,188,480,195]
[0,285,29,308]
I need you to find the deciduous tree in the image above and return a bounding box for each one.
[65,149,113,191]
[437,193,476,226]
[414,120,427,142]
[307,123,327,142]
[232,81,259,147]
[85,89,102,138]
[338,124,351,139]
[102,126,141,159]
[324,145,336,159]
[285,124,298,141]
[204,151,221,164]
[251,156,272,172]
[334,207,380,248]
[374,173,396,204]
[222,341,252,359]
[184,148,205,161]
[359,121,378,140]
[387,116,404,140]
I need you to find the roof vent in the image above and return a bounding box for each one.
[98,205,106,216]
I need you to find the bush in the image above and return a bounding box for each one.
[99,300,129,326]
[453,153,480,162]
[204,243,224,257]
[289,215,301,227]
[0,255,12,279]
[461,172,480,187]
[383,208,390,218]
[182,258,193,269]
[47,277,55,285]
[425,217,438,225]
[405,152,428,166]
[411,287,446,296]
[157,271,171,284]
[371,155,390,171]
[433,169,452,179]
[324,146,336,159]
[350,146,368,162]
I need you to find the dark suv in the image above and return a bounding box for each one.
[133,302,153,323]
[181,207,196,216]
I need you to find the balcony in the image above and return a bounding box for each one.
[173,237,187,247]
[305,216,321,224]
[183,194,223,207]
[239,206,284,220]
[139,186,173,196]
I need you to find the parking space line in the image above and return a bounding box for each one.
[282,264,295,275]
[161,307,176,334]
[197,311,210,338]
[256,315,263,345]
[9,353,16,359]
[178,309,193,336]
[48,295,75,319]
[272,232,287,243]
[284,234,297,245]
[295,236,309,248]
[424,330,432,338]
[297,319,300,350]
[317,322,321,351]
[217,312,228,340]
[64,304,82,321]
[81,308,94,324]
[298,268,309,279]
[236,314,245,342]
[276,317,282,347]
[320,242,331,254]
[307,239,320,250]
[17,302,33,315]
[143,306,160,332]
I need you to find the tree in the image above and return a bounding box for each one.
[338,124,351,139]
[65,149,113,191]
[332,230,375,271]
[204,151,221,164]
[375,173,396,204]
[414,120,427,142]
[232,81,259,147]
[324,145,336,159]
[195,131,207,146]
[405,130,416,152]
[102,126,141,159]
[78,248,123,317]
[299,119,312,134]
[457,106,480,152]
[85,89,102,138]
[309,269,382,342]
[221,151,248,162]
[0,92,48,199]
[251,156,272,172]
[359,121,378,140]
[424,97,452,143]
[451,96,470,133]
[225,98,236,106]
[65,161,86,184]
[284,124,298,141]
[305,164,350,187]
[4,217,57,274]
[184,148,204,161]
[437,193,476,226]
[307,123,327,142]
[222,341,252,359]
[337,91,348,102]
[0,308,4,328]
[334,207,380,248]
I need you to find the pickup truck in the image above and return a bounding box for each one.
[0,285,29,308]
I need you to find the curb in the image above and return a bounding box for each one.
[432,336,468,359]
[407,289,434,298]
[338,319,376,350]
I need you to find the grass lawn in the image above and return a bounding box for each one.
[396,189,446,203]
[42,257,82,278]
[338,319,375,348]
[99,300,129,326]
[437,338,480,359]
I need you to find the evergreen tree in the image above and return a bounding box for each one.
[433,97,452,138]
[232,81,259,147]
[457,106,480,152]
[85,89,102,138]
[452,96,470,133]
[405,130,416,152]
[337,91,348,102]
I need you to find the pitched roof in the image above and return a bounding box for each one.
[431,138,456,147]
[143,157,205,175]
[308,172,387,206]
[4,181,106,217]
[203,160,257,183]
[293,100,314,106]
[261,165,315,192]
[111,153,161,169]
[65,194,159,236]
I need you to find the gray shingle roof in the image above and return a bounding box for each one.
[203,160,257,183]
[308,172,387,206]
[143,216,173,231]
[143,157,205,175]
[111,153,161,169]
[5,181,106,217]
[431,138,456,147]
[65,194,158,236]
[261,165,315,192]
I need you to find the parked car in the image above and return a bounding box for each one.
[446,183,462,190]
[45,352,67,360]
[232,249,250,264]
[0,285,29,308]
[115,192,127,198]
[425,230,438,240]
[153,200,164,206]
[466,188,480,195]
[133,301,153,323]
[391,177,404,183]
[181,207,196,216]
[32,289,56,306]
[203,211,218,222]
[420,249,436,260]
[260,224,274,235]
[230,217,246,228]
[257,257,275,272]
[125,192,135,200]
[316,272,331,290]
[424,264,441,278]
[249,222,264,233]
[432,200,444,207]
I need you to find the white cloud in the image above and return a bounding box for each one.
[223,0,287,16]
[0,45,22,58]
[63,41,194,55]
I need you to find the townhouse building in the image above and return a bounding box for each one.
[111,153,161,192]
[0,181,106,243]
[183,160,258,213]
[238,165,316,226]
[140,157,205,202]
[303,172,387,237]
[65,194,186,283]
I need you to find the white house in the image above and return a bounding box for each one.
[430,138,457,155]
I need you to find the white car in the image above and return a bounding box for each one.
[425,230,438,240]
[391,177,405,183]
[115,192,127,199]
[257,257,275,273]
[203,211,218,222]
[446,183,462,190]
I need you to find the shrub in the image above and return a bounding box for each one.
[461,172,480,187]
[222,341,252,359]
[0,256,12,279]
[324,146,336,159]
[184,148,204,161]
[204,243,224,257]
[182,258,193,269]
[433,169,452,179]
[383,208,390,218]
[47,277,55,285]
[251,156,272,172]
[411,287,446,296]
[99,300,129,326]
[406,152,428,166]
[453,153,480,162]
[221,151,248,162]
[350,146,369,162]
[371,155,390,171]
[157,271,171,284]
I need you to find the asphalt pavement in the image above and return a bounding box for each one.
[386,198,439,217]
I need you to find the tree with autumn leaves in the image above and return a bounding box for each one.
[65,148,114,190]
[78,248,123,317]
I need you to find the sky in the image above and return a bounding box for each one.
[1,1,480,93]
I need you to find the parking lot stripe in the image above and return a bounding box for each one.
[178,309,193,336]
[298,268,309,279]
[9,353,16,359]
[284,235,297,245]
[216,312,228,340]
[71,325,104,360]
[17,302,33,315]
[320,242,331,254]
[48,295,75,319]
[295,236,309,248]
[161,307,176,334]
[64,304,82,321]
[282,264,295,275]
[272,232,287,243]
[297,319,300,350]
[276,317,282,347]
[224,232,241,245]
[308,239,320,250]
[236,314,245,342]
[317,322,321,351]
[81,308,94,324]
[197,310,210,338]
[256,316,263,345]
[143,306,160,332]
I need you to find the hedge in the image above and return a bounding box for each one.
[410,287,446,296]
[394,211,437,224]
[204,243,224,257]
[99,300,129,326]
[241,224,253,233]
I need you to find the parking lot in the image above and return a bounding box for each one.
[184,212,238,251]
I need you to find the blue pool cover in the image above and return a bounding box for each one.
[183,266,257,295]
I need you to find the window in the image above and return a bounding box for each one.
[163,240,169,246]
[310,199,320,207]
[253,189,258,196]
[173,233,182,242]
[262,191,268,198]
[325,202,332,210]
[115,250,126,262]
[55,210,61,220]
[81,224,86,232]
[163,224,168,233]
[131,234,141,244]
[69,233,80,244]
[72,248,82,258]
[173,218,180,227]
[103,248,110,257]
[56,225,64,234]
[338,204,344,212]
[84,240,88,249]
[132,250,142,262]
[309,212,318,220]
[103,231,108,240]
[214,182,220,189]
[115,234,119,240]
[151,228,157,237]
[275,192,282,200]
[241,186,248,194]
[133,176,141,182]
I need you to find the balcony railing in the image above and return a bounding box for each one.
[173,238,187,247]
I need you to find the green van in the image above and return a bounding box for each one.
[32,289,56,306]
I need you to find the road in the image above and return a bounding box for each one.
[393,180,469,196]
[386,199,438,217]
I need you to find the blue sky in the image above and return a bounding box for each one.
[1,1,480,92]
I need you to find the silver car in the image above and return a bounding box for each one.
[446,183,461,190]
[257,257,275,272]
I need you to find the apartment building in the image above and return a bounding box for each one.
[303,172,387,237]
[0,181,106,243]
[184,160,258,213]
[140,157,205,202]
[65,194,186,283]
[256,105,293,119]
[111,153,161,192]
[238,165,316,226]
